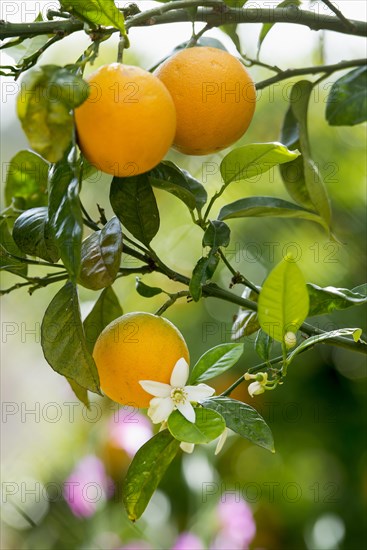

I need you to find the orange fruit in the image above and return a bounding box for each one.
[93,312,190,407]
[74,63,176,176]
[154,46,256,155]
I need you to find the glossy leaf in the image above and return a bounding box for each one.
[189,253,219,302]
[307,283,367,316]
[135,278,163,298]
[167,408,226,444]
[60,0,128,35]
[258,256,309,342]
[0,219,28,276]
[218,196,328,231]
[123,430,180,521]
[48,155,83,282]
[220,142,300,185]
[189,343,244,384]
[83,286,123,355]
[5,150,48,209]
[286,328,364,365]
[110,175,160,246]
[326,66,367,126]
[202,397,275,452]
[78,217,122,290]
[255,329,273,362]
[41,282,100,393]
[12,207,59,263]
[17,65,89,163]
[232,287,260,340]
[202,221,231,250]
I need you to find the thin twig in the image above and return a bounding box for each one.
[320,0,355,32]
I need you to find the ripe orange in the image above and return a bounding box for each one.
[93,312,190,407]
[154,46,256,155]
[74,63,176,177]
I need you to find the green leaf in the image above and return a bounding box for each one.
[255,329,273,362]
[48,154,83,282]
[123,430,180,522]
[41,282,100,393]
[220,142,300,185]
[326,66,367,126]
[167,408,226,444]
[307,283,367,316]
[12,207,60,263]
[189,343,244,384]
[5,150,48,209]
[83,286,123,355]
[258,0,300,53]
[5,17,49,65]
[135,278,163,298]
[78,217,122,290]
[110,175,160,246]
[149,161,207,212]
[258,256,309,343]
[189,253,219,302]
[218,196,328,231]
[60,0,128,35]
[202,397,275,452]
[67,377,90,408]
[286,328,365,365]
[232,287,260,340]
[202,221,231,250]
[0,219,28,277]
[17,65,89,163]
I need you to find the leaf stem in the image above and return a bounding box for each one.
[218,249,259,294]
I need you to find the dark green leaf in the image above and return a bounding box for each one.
[167,408,226,444]
[308,283,367,316]
[41,282,100,393]
[202,397,275,452]
[5,150,48,209]
[189,253,219,302]
[218,196,328,230]
[60,0,128,35]
[189,343,244,384]
[67,377,90,408]
[255,329,273,362]
[326,66,367,126]
[12,207,60,263]
[123,430,180,522]
[78,217,122,290]
[83,286,123,354]
[232,287,260,339]
[110,175,159,246]
[135,278,163,298]
[202,221,231,250]
[48,156,83,282]
[0,219,28,276]
[220,142,300,185]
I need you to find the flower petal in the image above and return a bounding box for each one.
[148,397,175,424]
[177,401,196,423]
[185,383,215,403]
[248,381,265,397]
[170,357,190,387]
[215,428,228,455]
[180,442,195,454]
[139,380,171,397]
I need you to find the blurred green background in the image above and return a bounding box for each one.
[1,1,366,549]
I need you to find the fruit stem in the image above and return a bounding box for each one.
[117,33,126,63]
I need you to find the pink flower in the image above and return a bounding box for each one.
[212,493,256,550]
[64,455,112,518]
[108,407,153,457]
[172,532,205,550]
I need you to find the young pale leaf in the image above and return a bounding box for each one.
[135,278,163,298]
[123,430,180,522]
[189,253,219,302]
[12,207,60,263]
[255,329,273,362]
[286,328,364,365]
[83,286,123,355]
[60,0,127,35]
[41,282,100,393]
[220,142,300,185]
[308,283,367,316]
[189,343,244,384]
[67,377,90,408]
[110,175,159,246]
[78,217,122,290]
[202,397,275,452]
[326,66,367,126]
[48,157,83,282]
[258,256,309,342]
[167,408,226,444]
[202,221,231,250]
[5,150,48,209]
[258,0,301,53]
[0,219,28,277]
[218,196,328,231]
